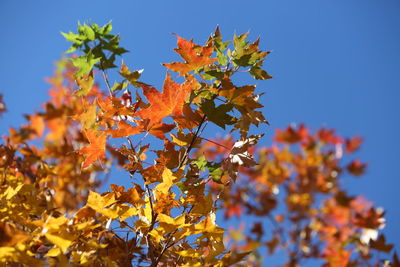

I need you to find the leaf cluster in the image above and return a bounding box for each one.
[62,22,128,76]
[0,22,397,267]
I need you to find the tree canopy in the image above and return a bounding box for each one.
[0,22,397,267]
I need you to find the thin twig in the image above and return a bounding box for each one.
[145,184,157,231]
[151,236,173,267]
[267,214,287,245]
[126,136,135,151]
[151,199,197,266]
[117,220,138,233]
[199,136,231,150]
[145,185,157,264]
[178,114,207,169]
[215,96,228,103]
[99,60,113,96]
[134,131,150,149]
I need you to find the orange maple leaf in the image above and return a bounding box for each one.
[146,122,175,139]
[105,121,141,138]
[77,129,106,168]
[136,73,195,128]
[29,114,45,138]
[163,35,217,75]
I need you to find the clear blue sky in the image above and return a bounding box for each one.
[1,0,399,258]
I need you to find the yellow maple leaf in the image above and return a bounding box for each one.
[45,232,75,254]
[155,169,177,194]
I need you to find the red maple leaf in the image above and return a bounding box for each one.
[345,136,363,153]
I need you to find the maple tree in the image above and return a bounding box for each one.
[0,21,398,266]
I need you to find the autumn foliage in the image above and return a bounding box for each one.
[0,22,398,266]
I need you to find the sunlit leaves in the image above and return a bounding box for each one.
[211,26,230,66]
[62,21,128,76]
[0,23,395,267]
[86,191,137,220]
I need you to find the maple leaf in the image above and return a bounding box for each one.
[354,207,386,229]
[86,191,137,220]
[174,104,203,129]
[105,121,140,138]
[45,232,75,254]
[170,130,201,147]
[28,114,45,137]
[347,159,367,176]
[119,61,143,87]
[369,234,394,253]
[110,183,145,206]
[77,129,107,168]
[275,124,308,144]
[3,23,394,267]
[222,134,263,180]
[324,246,351,267]
[163,35,217,75]
[73,100,97,129]
[155,168,182,194]
[200,100,236,129]
[136,120,176,139]
[97,96,137,121]
[74,70,94,96]
[46,117,68,141]
[135,73,195,128]
[214,78,267,134]
[317,128,343,145]
[345,136,363,153]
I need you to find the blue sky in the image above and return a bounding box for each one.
[1,0,399,259]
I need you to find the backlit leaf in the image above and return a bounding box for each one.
[136,73,195,128]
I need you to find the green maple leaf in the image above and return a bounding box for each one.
[200,100,236,129]
[71,53,100,77]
